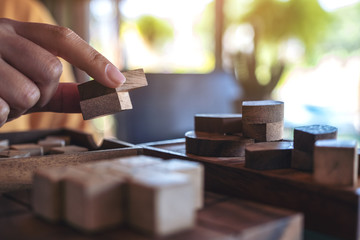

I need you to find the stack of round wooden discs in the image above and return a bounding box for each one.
[242,100,284,142]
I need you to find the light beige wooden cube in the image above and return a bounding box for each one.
[128,171,195,236]
[64,167,126,232]
[32,167,71,221]
[148,159,204,210]
[314,139,358,187]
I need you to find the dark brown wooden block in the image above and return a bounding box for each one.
[242,121,283,142]
[10,144,43,156]
[291,148,313,171]
[185,131,254,157]
[50,145,88,154]
[242,100,284,124]
[314,139,358,187]
[194,114,242,134]
[293,125,337,153]
[245,141,293,170]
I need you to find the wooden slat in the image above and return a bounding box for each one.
[143,139,360,240]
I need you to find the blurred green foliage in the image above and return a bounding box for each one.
[136,15,174,50]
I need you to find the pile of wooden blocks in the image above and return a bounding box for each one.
[32,155,204,236]
[0,135,87,158]
[78,69,148,120]
[185,100,284,157]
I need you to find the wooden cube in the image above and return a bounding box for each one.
[242,121,283,142]
[314,139,358,187]
[194,114,242,134]
[242,100,284,124]
[185,131,254,157]
[293,125,337,153]
[128,171,195,236]
[10,143,43,156]
[245,141,293,170]
[38,139,66,154]
[64,167,126,232]
[50,145,88,154]
[32,167,71,221]
[148,159,204,209]
[79,91,132,120]
[291,149,313,171]
[45,135,71,145]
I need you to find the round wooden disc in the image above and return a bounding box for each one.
[185,131,254,157]
[242,100,284,124]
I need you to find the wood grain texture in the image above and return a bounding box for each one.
[245,141,293,170]
[242,100,284,124]
[80,91,133,120]
[242,121,283,142]
[185,131,254,157]
[293,125,337,153]
[194,113,242,134]
[50,145,88,154]
[143,140,360,240]
[116,69,148,92]
[314,139,358,187]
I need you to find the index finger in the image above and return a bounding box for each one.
[12,20,125,88]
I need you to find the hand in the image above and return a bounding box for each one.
[0,18,126,126]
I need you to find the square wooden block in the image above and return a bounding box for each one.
[293,125,337,153]
[148,159,204,209]
[291,148,313,171]
[80,91,132,120]
[128,171,195,236]
[242,121,283,142]
[245,141,293,170]
[64,167,126,232]
[32,167,71,222]
[314,139,358,187]
[194,114,242,134]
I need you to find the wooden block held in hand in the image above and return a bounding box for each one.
[293,125,337,153]
[242,100,284,124]
[148,159,204,209]
[32,167,71,221]
[128,171,195,236]
[314,139,358,187]
[116,68,148,91]
[64,167,126,232]
[80,91,132,120]
[50,145,88,154]
[242,121,283,142]
[194,113,242,134]
[245,141,293,170]
[185,131,254,157]
[10,143,43,156]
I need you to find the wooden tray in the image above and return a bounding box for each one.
[141,138,360,240]
[0,147,302,240]
[0,128,134,193]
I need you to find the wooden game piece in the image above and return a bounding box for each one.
[79,91,133,120]
[77,69,147,120]
[314,139,358,187]
[185,131,254,157]
[242,100,284,124]
[45,135,71,145]
[293,125,337,153]
[242,121,283,142]
[128,171,195,236]
[64,167,126,232]
[10,143,43,156]
[291,149,313,171]
[148,159,204,209]
[32,167,72,222]
[50,145,88,154]
[245,141,293,170]
[38,139,66,154]
[0,150,31,158]
[194,113,242,134]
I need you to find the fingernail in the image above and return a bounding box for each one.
[105,64,126,87]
